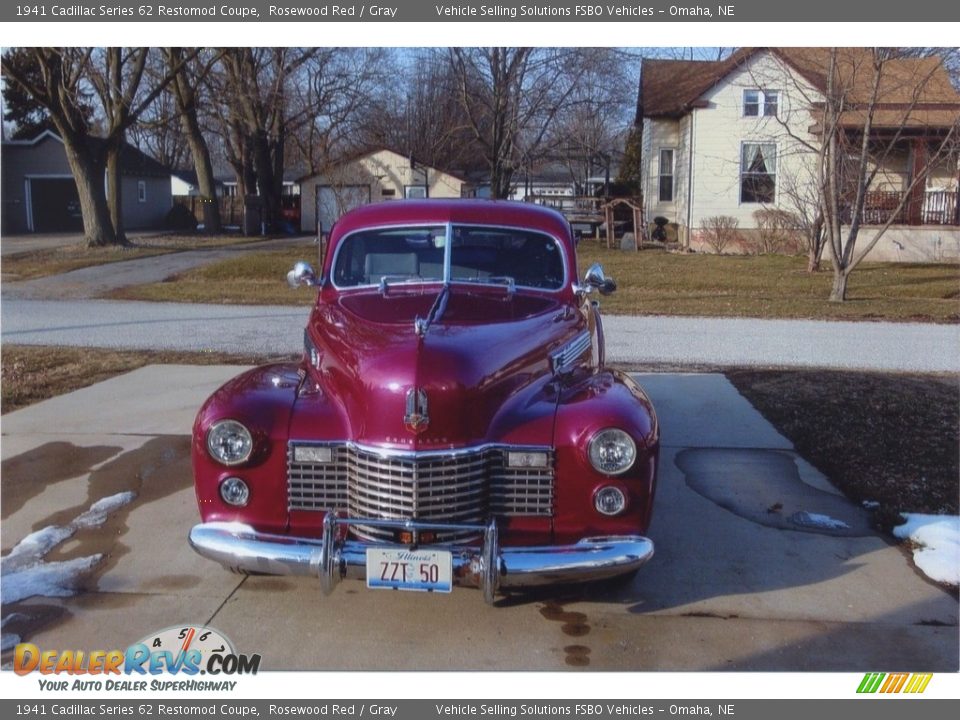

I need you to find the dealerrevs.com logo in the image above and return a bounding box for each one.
[857,673,933,694]
[14,626,260,691]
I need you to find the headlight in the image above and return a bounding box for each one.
[206,420,253,466]
[587,428,636,475]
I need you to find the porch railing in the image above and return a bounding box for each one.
[842,189,959,226]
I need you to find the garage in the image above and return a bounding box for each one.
[27,177,84,232]
[316,184,370,236]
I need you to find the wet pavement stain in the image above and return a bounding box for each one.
[563,645,591,667]
[140,575,203,592]
[1,436,195,646]
[1,443,123,521]
[242,578,295,593]
[0,602,71,660]
[540,600,592,666]
[675,448,876,537]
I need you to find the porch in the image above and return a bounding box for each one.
[843,188,960,226]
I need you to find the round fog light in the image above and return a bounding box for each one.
[594,486,627,516]
[219,477,250,507]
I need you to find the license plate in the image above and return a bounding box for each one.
[366,548,452,593]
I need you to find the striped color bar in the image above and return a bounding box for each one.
[857,673,933,694]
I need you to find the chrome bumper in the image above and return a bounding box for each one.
[189,516,654,604]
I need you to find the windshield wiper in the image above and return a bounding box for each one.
[414,284,451,338]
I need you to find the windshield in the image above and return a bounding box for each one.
[332,224,565,291]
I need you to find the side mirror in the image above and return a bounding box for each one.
[287,261,318,288]
[583,262,617,296]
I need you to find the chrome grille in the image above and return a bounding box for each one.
[287,443,554,542]
[287,445,349,510]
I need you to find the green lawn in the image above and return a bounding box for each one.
[108,241,960,322]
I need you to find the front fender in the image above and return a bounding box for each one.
[552,369,659,542]
[192,364,302,532]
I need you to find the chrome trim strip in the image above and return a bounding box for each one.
[189,520,654,604]
[550,331,591,374]
[289,439,552,460]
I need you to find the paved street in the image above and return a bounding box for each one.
[3,296,958,371]
[2,367,955,671]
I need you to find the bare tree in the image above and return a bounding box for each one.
[548,48,637,192]
[449,48,582,198]
[815,48,960,301]
[778,165,828,271]
[162,47,223,233]
[213,47,383,232]
[128,58,191,172]
[358,49,479,174]
[742,47,958,287]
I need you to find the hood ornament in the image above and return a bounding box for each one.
[404,388,430,434]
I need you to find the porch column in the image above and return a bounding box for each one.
[907,138,928,225]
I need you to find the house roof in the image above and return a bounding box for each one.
[299,147,467,184]
[112,141,171,178]
[3,130,172,178]
[640,48,960,127]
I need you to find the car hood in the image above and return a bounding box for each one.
[302,289,586,449]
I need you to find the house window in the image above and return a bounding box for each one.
[658,148,675,203]
[137,181,147,203]
[405,186,427,199]
[381,188,396,197]
[740,143,777,203]
[743,89,779,117]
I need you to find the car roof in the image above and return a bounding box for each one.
[330,199,574,244]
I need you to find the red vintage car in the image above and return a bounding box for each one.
[189,199,659,603]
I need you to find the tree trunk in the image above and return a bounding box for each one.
[170,48,221,235]
[105,141,128,246]
[806,215,824,272]
[829,269,849,302]
[61,138,118,248]
[182,117,221,234]
[253,132,279,233]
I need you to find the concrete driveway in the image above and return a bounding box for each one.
[1,367,956,671]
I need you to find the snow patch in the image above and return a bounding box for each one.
[2,555,103,604]
[893,514,960,586]
[789,511,851,531]
[74,491,137,529]
[0,491,136,604]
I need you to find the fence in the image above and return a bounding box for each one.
[843,189,959,226]
[173,196,245,226]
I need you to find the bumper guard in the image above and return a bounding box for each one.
[189,516,654,604]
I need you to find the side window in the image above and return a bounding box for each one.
[658,148,675,203]
[743,89,778,118]
[740,143,777,203]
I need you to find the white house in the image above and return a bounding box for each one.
[298,148,466,234]
[639,48,960,261]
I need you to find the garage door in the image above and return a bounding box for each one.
[29,178,84,233]
[316,185,370,237]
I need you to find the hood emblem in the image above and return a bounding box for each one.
[404,388,430,435]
